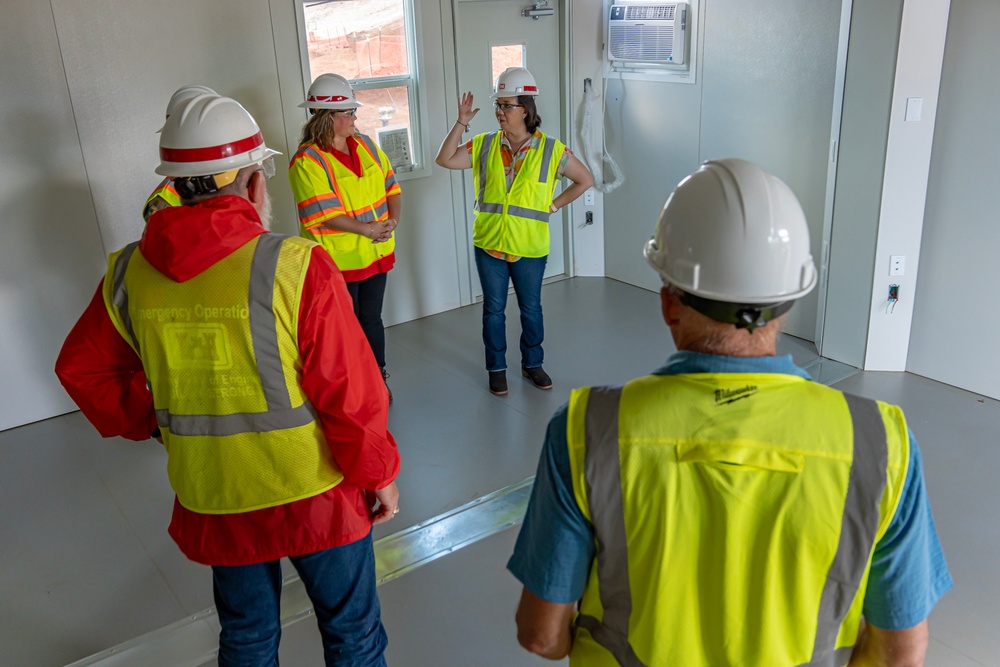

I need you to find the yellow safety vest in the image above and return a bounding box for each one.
[471,131,565,258]
[102,234,344,514]
[289,136,399,272]
[566,373,909,667]
[143,177,181,222]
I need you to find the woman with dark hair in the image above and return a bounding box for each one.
[435,67,593,396]
[289,73,401,401]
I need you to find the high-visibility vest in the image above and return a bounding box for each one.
[289,136,400,272]
[144,177,181,222]
[471,131,565,258]
[566,373,909,667]
[102,233,344,514]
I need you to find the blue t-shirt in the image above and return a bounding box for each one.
[507,351,953,630]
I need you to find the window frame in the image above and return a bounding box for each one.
[293,0,431,180]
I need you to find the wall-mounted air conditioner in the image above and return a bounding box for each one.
[607,1,688,69]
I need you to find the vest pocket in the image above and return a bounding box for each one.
[677,442,805,472]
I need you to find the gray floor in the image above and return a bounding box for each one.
[0,278,995,666]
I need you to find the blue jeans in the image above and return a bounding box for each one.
[212,534,387,667]
[345,272,388,369]
[474,247,547,372]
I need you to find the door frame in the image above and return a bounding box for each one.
[813,0,854,354]
[440,0,572,307]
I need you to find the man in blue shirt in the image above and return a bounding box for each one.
[508,159,951,666]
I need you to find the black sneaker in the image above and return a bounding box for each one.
[488,370,508,395]
[381,367,393,403]
[521,366,552,390]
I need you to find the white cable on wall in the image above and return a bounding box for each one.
[579,77,625,194]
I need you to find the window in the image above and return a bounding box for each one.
[297,0,424,175]
[490,44,525,89]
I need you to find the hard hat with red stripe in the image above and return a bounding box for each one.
[491,67,539,98]
[156,94,280,178]
[299,73,364,110]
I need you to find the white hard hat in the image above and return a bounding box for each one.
[156,94,280,177]
[299,73,364,110]
[491,67,539,98]
[644,158,817,308]
[157,85,218,133]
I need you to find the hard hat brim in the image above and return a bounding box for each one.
[489,90,539,99]
[155,146,281,178]
[298,100,365,110]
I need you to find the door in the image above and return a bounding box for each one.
[454,0,566,295]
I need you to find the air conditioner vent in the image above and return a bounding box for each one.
[611,26,675,62]
[607,2,688,67]
[626,5,675,20]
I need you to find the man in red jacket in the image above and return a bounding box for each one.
[56,93,400,667]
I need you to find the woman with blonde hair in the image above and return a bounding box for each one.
[290,73,402,400]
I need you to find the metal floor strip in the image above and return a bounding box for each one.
[66,478,534,667]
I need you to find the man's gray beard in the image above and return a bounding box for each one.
[257,188,273,230]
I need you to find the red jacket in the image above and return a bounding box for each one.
[55,195,399,566]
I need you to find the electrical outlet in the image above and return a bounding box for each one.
[890,255,905,276]
[584,190,594,206]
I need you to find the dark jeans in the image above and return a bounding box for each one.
[345,272,387,369]
[474,247,547,372]
[212,534,387,667]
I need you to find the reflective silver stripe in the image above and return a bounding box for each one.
[796,645,855,667]
[576,386,647,667]
[358,135,380,164]
[352,202,389,223]
[161,234,308,436]
[156,401,317,437]
[110,242,141,354]
[298,198,335,222]
[249,234,292,411]
[300,146,337,193]
[358,133,396,190]
[804,393,888,666]
[536,137,556,182]
[476,132,497,207]
[475,133,549,223]
[506,204,549,223]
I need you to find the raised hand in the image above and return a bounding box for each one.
[458,91,479,126]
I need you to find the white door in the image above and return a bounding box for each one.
[454,0,566,294]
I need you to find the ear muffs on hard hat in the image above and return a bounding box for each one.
[491,67,539,98]
[156,94,280,178]
[644,158,817,328]
[300,73,364,110]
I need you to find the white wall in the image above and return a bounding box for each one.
[907,0,1000,400]
[566,0,607,277]
[599,0,844,343]
[0,2,108,431]
[862,0,951,371]
[821,0,904,368]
